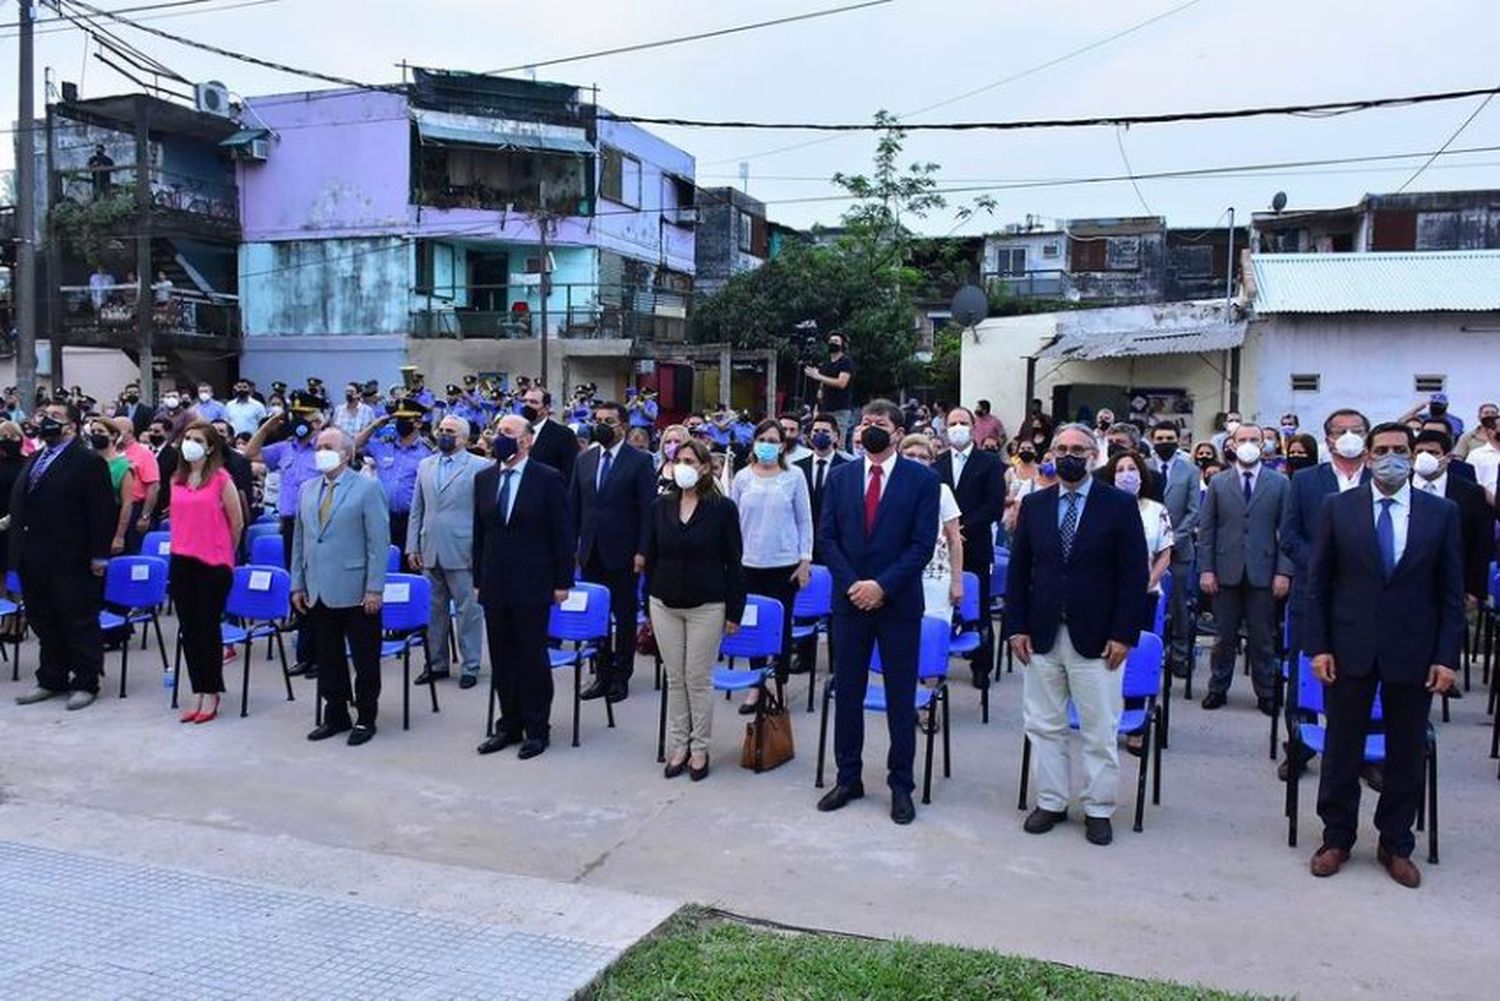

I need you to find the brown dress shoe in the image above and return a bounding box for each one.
[1377,847,1421,888]
[1309,844,1350,877]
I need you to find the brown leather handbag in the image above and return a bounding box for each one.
[741,692,795,772]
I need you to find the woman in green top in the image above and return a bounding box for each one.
[88,417,137,554]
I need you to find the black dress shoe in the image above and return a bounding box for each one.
[347,724,376,746]
[307,720,352,741]
[1201,691,1227,710]
[1023,807,1068,834]
[816,783,865,812]
[1256,696,1277,717]
[1084,816,1114,846]
[737,699,760,715]
[478,732,522,755]
[517,738,548,760]
[413,668,450,685]
[969,668,990,690]
[605,684,629,704]
[664,758,687,779]
[890,790,915,825]
[458,675,478,690]
[689,757,710,782]
[288,662,314,677]
[579,680,610,701]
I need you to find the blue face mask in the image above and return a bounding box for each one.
[1039,460,1057,478]
[753,441,781,464]
[810,431,833,451]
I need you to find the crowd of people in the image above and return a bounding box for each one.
[3,344,1483,888]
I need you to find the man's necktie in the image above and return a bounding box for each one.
[953,450,965,484]
[1060,490,1080,562]
[439,455,454,490]
[1243,471,1254,504]
[864,463,883,536]
[597,448,613,492]
[497,469,515,526]
[318,480,335,528]
[814,458,827,497]
[1377,497,1396,577]
[27,449,53,490]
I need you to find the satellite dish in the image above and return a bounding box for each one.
[950,284,988,329]
[1271,191,1287,214]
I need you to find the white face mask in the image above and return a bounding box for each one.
[947,424,972,449]
[1224,420,1241,434]
[198,391,212,403]
[314,448,342,473]
[1413,451,1442,479]
[673,463,701,491]
[163,396,180,409]
[1235,441,1262,466]
[1333,430,1366,460]
[180,439,206,463]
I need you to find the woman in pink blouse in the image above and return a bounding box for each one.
[169,421,243,723]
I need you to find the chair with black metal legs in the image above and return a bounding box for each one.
[0,570,27,680]
[181,564,295,717]
[378,573,440,731]
[99,555,170,698]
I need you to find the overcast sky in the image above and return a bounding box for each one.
[5,0,1500,233]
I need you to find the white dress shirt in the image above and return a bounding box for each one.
[1235,460,1262,496]
[863,451,897,501]
[950,444,973,484]
[1332,461,1365,493]
[497,456,527,523]
[1416,471,1447,498]
[1373,481,1411,566]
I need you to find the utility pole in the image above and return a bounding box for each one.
[537,213,551,387]
[15,1,38,405]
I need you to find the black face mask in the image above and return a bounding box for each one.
[236,391,250,401]
[89,432,112,451]
[436,434,458,454]
[1153,441,1178,463]
[147,432,165,447]
[37,417,64,444]
[1056,454,1089,484]
[1483,415,1498,429]
[828,341,842,353]
[592,422,618,449]
[520,404,540,424]
[1287,454,1317,473]
[492,434,519,463]
[861,425,892,455]
[395,418,416,438]
[124,395,139,405]
[345,392,357,403]
[291,418,312,440]
[1106,442,1127,460]
[1196,456,1215,469]
[1430,404,1447,417]
[1017,449,1036,463]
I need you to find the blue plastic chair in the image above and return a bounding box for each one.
[654,594,785,767]
[244,521,281,548]
[535,582,614,747]
[366,573,440,731]
[248,533,285,568]
[139,530,172,562]
[254,511,280,525]
[1017,631,1164,833]
[1284,655,1437,862]
[792,565,833,712]
[172,564,294,716]
[990,555,1011,673]
[0,569,24,680]
[815,614,953,803]
[99,555,170,698]
[386,544,401,573]
[1155,573,1176,749]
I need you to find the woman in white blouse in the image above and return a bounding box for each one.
[730,419,813,711]
[898,434,965,619]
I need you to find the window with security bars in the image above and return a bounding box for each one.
[1290,374,1320,392]
[1414,375,1446,394]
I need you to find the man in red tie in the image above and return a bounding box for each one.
[815,399,940,825]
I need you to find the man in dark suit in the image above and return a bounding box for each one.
[1006,423,1148,846]
[935,406,1006,688]
[1418,419,1477,483]
[792,413,849,673]
[570,400,656,703]
[475,415,576,759]
[1412,430,1493,612]
[816,399,938,825]
[521,385,578,486]
[11,401,116,710]
[1305,423,1462,889]
[1146,422,1199,674]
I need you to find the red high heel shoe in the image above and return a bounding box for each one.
[193,696,220,725]
[180,702,202,723]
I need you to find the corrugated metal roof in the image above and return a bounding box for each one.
[1034,299,1245,361]
[1251,251,1500,313]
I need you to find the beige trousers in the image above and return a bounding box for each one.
[651,598,725,757]
[1023,625,1125,818]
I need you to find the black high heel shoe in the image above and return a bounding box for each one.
[689,756,710,782]
[664,758,687,779]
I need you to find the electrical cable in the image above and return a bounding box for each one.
[1114,125,1155,216]
[1397,90,1498,192]
[0,0,237,31]
[0,0,278,39]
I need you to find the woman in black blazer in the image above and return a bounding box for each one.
[644,438,746,782]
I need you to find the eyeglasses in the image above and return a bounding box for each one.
[1053,444,1093,457]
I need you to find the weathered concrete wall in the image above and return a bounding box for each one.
[595,117,695,275]
[241,237,411,336]
[239,334,407,391]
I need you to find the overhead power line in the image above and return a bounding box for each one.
[0,0,276,39]
[479,0,892,75]
[1397,90,1499,193]
[0,0,229,30]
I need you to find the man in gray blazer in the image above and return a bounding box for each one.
[1147,421,1200,674]
[408,415,492,689]
[1196,422,1293,714]
[292,428,390,745]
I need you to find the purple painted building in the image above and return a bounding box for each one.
[235,70,695,393]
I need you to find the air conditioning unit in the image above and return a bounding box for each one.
[245,137,270,162]
[194,81,232,117]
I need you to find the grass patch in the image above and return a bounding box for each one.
[589,908,1266,1001]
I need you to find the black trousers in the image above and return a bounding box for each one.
[831,609,920,794]
[170,555,231,694]
[744,564,798,679]
[389,511,410,571]
[310,600,382,726]
[485,601,553,740]
[21,556,103,694]
[282,515,316,666]
[1316,674,1431,858]
[582,554,639,686]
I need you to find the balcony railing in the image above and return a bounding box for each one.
[56,166,237,226]
[411,281,689,342]
[984,269,1069,298]
[58,284,240,340]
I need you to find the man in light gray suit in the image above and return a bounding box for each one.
[407,415,492,690]
[1147,421,1200,675]
[1196,422,1293,715]
[292,428,390,746]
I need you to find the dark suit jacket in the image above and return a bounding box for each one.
[1005,480,1149,660]
[1449,458,1477,484]
[795,451,849,562]
[935,447,1005,571]
[8,439,115,573]
[1282,463,1371,577]
[529,419,578,486]
[473,460,575,607]
[1436,474,1494,599]
[1305,485,1464,684]
[569,444,656,572]
[819,457,939,620]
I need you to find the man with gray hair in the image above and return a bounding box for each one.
[292,428,390,746]
[408,415,492,689]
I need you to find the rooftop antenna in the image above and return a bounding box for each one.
[739,161,750,193]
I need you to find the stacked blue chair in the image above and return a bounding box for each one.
[99,555,170,698]
[792,565,832,712]
[991,546,1011,673]
[814,614,953,804]
[386,544,402,573]
[1154,575,1174,748]
[139,530,172,562]
[1016,631,1164,833]
[376,573,440,731]
[0,570,25,680]
[174,564,295,716]
[655,594,784,767]
[244,521,282,548]
[1284,655,1438,863]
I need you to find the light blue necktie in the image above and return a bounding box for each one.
[1377,498,1395,577]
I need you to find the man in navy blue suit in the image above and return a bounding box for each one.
[474,416,576,760]
[1006,423,1148,846]
[570,401,657,703]
[1305,423,1462,889]
[816,399,939,825]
